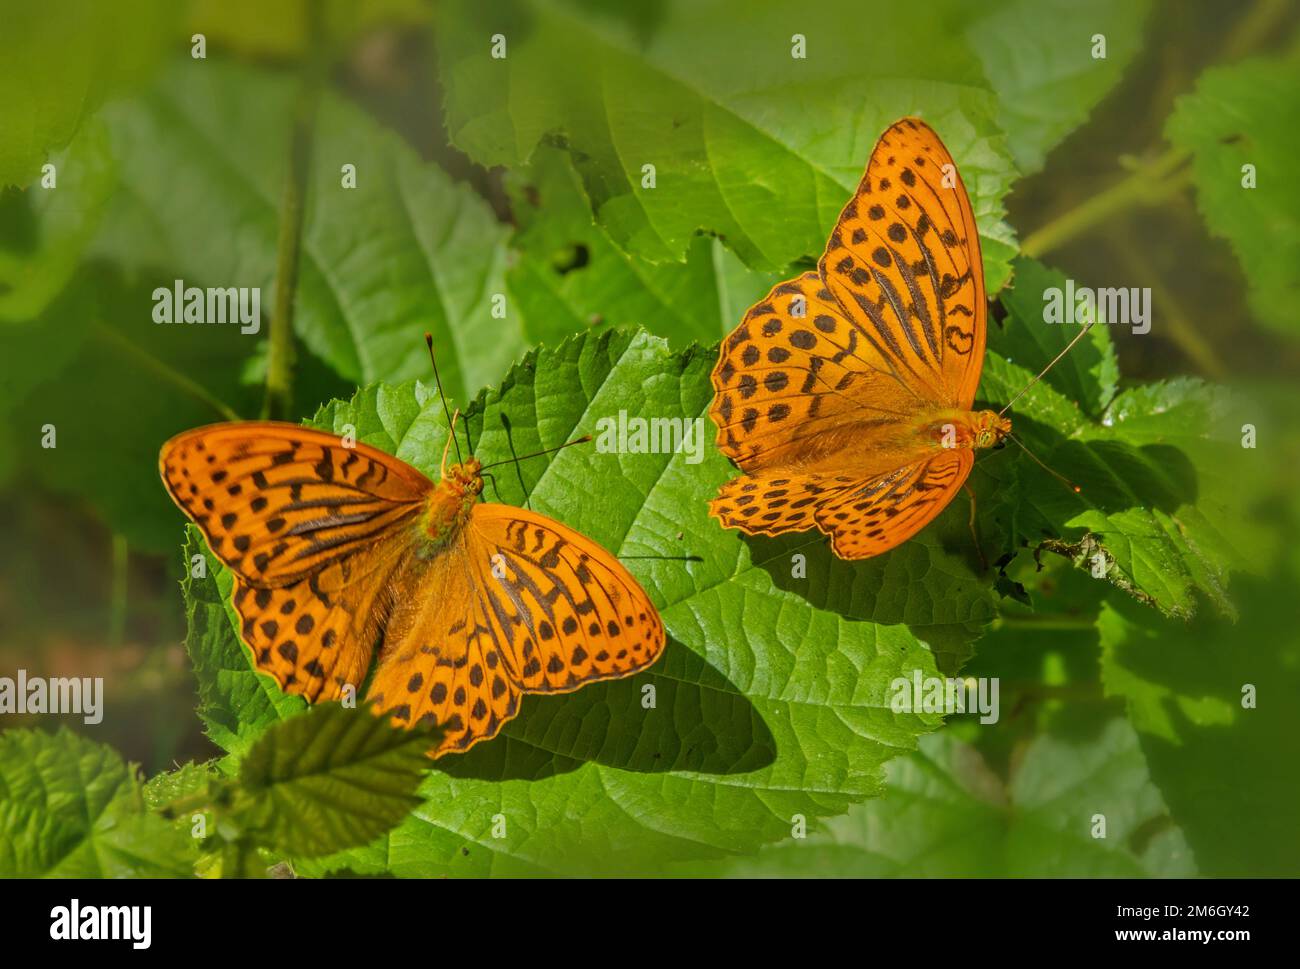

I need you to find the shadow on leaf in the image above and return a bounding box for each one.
[437,635,776,782]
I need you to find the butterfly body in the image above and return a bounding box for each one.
[161,421,665,756]
[709,117,1000,560]
[418,459,483,550]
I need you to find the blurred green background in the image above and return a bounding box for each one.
[1,0,1298,876]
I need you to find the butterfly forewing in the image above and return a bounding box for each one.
[710,271,932,472]
[160,423,431,587]
[819,117,986,409]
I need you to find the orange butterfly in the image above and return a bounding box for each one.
[160,396,665,756]
[709,117,1013,560]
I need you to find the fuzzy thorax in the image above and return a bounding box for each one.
[421,458,484,547]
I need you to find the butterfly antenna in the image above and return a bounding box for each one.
[479,435,594,472]
[441,409,461,478]
[1008,433,1082,494]
[998,321,1095,418]
[425,333,463,466]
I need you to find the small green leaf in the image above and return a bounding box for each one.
[0,729,197,877]
[980,262,1253,617]
[969,0,1152,174]
[1166,56,1300,336]
[231,703,435,859]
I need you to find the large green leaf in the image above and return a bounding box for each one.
[0,0,174,187]
[1098,577,1300,875]
[0,729,197,876]
[435,0,1019,287]
[0,119,116,323]
[182,328,1013,874]
[97,57,526,402]
[968,0,1151,174]
[681,721,1195,876]
[506,144,784,348]
[1166,56,1300,337]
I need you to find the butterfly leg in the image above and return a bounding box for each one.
[964,483,986,573]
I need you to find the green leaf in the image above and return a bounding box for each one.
[506,144,785,348]
[979,262,1253,617]
[1098,576,1300,875]
[679,721,1195,876]
[0,0,175,187]
[231,703,435,858]
[189,0,429,58]
[184,327,999,874]
[435,0,1019,288]
[995,257,1120,417]
[98,57,527,402]
[0,729,197,876]
[968,0,1152,174]
[0,119,116,322]
[1166,56,1300,336]
[8,268,304,554]
[142,760,220,810]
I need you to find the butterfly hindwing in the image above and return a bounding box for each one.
[367,504,665,756]
[468,506,666,692]
[367,548,524,756]
[229,542,407,701]
[710,470,852,536]
[818,117,986,409]
[814,450,974,559]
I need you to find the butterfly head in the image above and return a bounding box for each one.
[973,411,1012,450]
[445,458,485,497]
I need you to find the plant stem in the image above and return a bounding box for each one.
[90,323,240,421]
[1020,149,1192,258]
[109,533,128,646]
[1111,231,1227,379]
[262,5,326,420]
